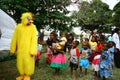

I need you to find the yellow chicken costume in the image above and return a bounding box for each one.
[10,12,37,80]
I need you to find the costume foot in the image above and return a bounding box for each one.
[23,75,30,80]
[16,76,24,80]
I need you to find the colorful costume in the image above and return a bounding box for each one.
[100,51,113,78]
[108,46,114,66]
[10,12,37,80]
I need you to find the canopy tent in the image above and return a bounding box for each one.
[0,9,16,50]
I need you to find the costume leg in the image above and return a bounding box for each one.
[16,75,24,80]
[23,75,30,80]
[16,56,24,80]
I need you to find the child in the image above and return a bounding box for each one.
[56,32,67,51]
[46,32,57,65]
[100,43,113,80]
[92,34,104,78]
[68,41,80,80]
[35,37,43,67]
[66,33,74,53]
[50,32,68,76]
[89,36,97,62]
[79,42,91,76]
[84,38,89,46]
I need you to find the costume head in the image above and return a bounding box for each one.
[21,12,34,26]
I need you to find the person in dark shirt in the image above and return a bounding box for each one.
[46,32,57,64]
[66,33,74,53]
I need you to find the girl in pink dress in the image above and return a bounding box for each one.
[50,32,68,76]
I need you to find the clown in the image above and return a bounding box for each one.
[10,12,37,80]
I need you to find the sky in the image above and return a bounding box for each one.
[102,0,120,10]
[67,0,120,12]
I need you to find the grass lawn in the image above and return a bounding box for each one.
[0,44,120,80]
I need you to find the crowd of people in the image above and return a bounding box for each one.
[10,12,120,80]
[35,27,120,80]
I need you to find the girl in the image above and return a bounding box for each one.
[79,42,91,76]
[68,41,80,80]
[50,32,68,76]
[35,37,43,67]
[46,32,57,65]
[99,43,113,80]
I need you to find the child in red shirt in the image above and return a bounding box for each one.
[68,41,80,80]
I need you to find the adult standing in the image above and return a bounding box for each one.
[10,12,37,80]
[90,29,98,38]
[112,28,120,50]
[112,27,120,68]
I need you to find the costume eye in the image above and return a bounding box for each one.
[27,16,31,21]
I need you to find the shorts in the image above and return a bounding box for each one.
[70,61,78,70]
[79,58,89,69]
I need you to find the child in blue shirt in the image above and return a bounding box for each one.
[79,42,91,76]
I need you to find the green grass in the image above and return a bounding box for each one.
[0,53,120,80]
[0,47,120,80]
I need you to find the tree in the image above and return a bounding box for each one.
[0,0,73,32]
[71,0,112,33]
[112,1,120,27]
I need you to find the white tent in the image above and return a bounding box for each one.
[0,9,16,50]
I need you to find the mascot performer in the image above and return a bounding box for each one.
[10,12,37,80]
